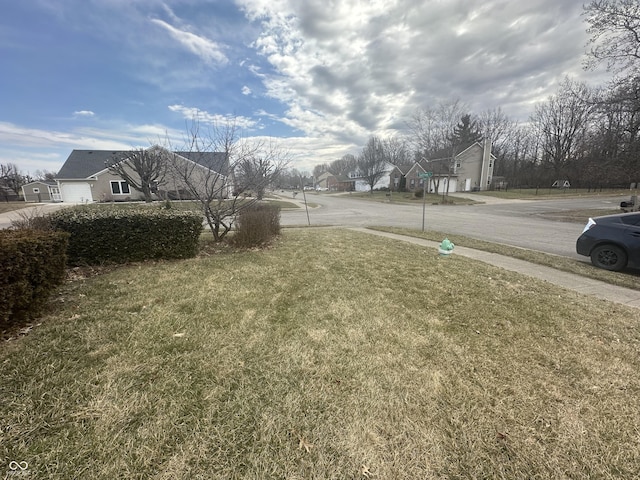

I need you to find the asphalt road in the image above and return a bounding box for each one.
[1,193,626,261]
[280,192,629,260]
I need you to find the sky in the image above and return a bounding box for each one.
[0,0,611,176]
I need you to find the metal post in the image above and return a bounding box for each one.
[422,180,427,232]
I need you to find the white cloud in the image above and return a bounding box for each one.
[242,85,252,95]
[168,105,258,130]
[73,110,95,117]
[150,18,228,65]
[237,0,608,139]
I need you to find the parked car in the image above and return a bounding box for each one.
[576,212,640,271]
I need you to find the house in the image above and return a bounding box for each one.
[389,164,413,191]
[315,172,333,190]
[331,169,391,192]
[390,140,495,193]
[54,148,230,203]
[22,181,61,203]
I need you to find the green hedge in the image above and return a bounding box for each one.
[0,229,69,329]
[48,208,203,265]
[232,204,281,248]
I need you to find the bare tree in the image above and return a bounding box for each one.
[584,0,640,75]
[530,78,594,180]
[33,169,57,182]
[0,163,27,196]
[166,118,289,241]
[235,139,290,200]
[327,154,357,176]
[382,136,410,165]
[357,136,389,193]
[408,99,468,157]
[106,147,168,202]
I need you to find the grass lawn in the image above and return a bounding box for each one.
[370,226,640,291]
[2,228,639,478]
[0,202,31,214]
[347,191,476,205]
[473,188,638,200]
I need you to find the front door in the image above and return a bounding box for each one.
[50,187,62,202]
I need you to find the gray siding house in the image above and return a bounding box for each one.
[390,141,495,193]
[54,148,230,203]
[21,181,61,202]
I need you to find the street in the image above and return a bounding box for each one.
[2,193,627,261]
[280,192,628,259]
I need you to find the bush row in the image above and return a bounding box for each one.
[48,207,204,265]
[231,204,281,248]
[0,229,69,329]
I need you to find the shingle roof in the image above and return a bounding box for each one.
[427,142,478,161]
[393,164,414,175]
[174,151,228,175]
[56,149,228,179]
[56,150,124,179]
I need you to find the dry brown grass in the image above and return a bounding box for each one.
[0,202,31,214]
[371,226,640,291]
[1,228,639,479]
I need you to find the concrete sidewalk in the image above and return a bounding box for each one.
[351,227,640,309]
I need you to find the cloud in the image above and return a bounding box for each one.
[242,85,252,95]
[73,110,95,117]
[0,120,182,151]
[150,18,228,65]
[167,105,258,130]
[238,0,608,137]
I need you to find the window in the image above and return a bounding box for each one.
[110,180,130,195]
[455,162,461,168]
[410,178,415,187]
[32,188,40,193]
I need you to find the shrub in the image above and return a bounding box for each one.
[414,189,424,198]
[48,207,203,265]
[10,207,52,231]
[231,204,281,248]
[0,229,69,329]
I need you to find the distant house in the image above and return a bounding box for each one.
[315,172,333,190]
[53,147,230,203]
[316,166,391,193]
[22,181,61,203]
[390,140,495,193]
[388,164,413,191]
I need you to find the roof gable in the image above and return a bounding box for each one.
[392,164,414,175]
[23,180,57,187]
[427,141,496,161]
[57,149,228,180]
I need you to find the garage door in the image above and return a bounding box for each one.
[60,183,93,203]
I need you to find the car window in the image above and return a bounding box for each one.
[621,214,640,226]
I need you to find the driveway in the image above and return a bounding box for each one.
[0,203,74,229]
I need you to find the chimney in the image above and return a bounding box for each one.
[480,138,492,191]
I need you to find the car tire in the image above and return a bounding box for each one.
[590,244,628,271]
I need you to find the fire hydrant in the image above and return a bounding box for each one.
[439,238,455,256]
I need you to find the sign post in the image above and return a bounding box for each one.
[418,172,433,231]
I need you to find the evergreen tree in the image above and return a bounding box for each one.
[449,114,483,147]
